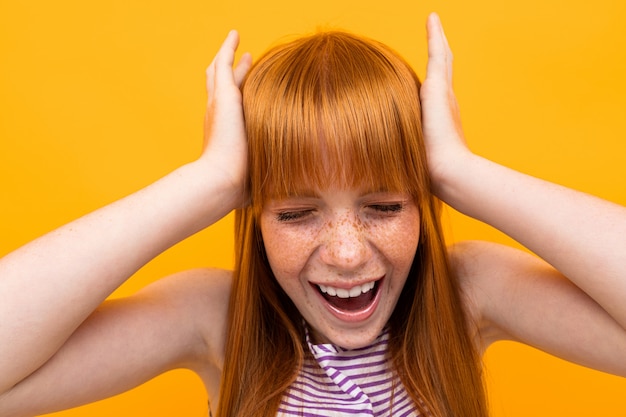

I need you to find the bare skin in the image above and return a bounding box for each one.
[1,14,625,417]
[421,14,626,371]
[260,188,421,349]
[0,31,251,416]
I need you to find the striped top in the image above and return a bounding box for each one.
[277,327,421,416]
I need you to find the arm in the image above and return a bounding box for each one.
[422,14,626,373]
[0,268,232,417]
[0,30,251,404]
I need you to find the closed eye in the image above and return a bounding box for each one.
[368,203,404,214]
[276,210,314,222]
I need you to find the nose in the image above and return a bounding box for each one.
[319,214,372,272]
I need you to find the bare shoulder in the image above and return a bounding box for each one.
[137,268,233,365]
[447,240,518,306]
[0,268,233,416]
[448,241,626,375]
[447,241,547,352]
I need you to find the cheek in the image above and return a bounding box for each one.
[375,211,421,271]
[260,219,319,279]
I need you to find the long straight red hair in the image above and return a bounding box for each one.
[216,31,488,417]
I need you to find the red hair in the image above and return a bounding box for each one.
[216,31,487,417]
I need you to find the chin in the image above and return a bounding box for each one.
[309,316,389,350]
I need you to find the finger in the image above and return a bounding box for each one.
[206,30,240,98]
[214,30,240,86]
[425,13,453,84]
[233,52,252,87]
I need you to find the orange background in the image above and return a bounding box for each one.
[1,0,625,416]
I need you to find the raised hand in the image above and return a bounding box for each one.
[0,31,253,402]
[418,14,626,379]
[202,30,252,205]
[419,13,470,195]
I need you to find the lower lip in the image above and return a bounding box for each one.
[314,278,384,323]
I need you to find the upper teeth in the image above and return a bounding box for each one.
[318,281,376,298]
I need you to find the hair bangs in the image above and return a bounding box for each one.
[243,31,428,208]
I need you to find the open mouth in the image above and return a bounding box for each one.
[315,280,381,312]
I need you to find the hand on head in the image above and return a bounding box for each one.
[203,30,253,206]
[420,13,472,195]
[200,18,470,208]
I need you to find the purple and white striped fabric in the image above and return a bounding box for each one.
[277,327,420,416]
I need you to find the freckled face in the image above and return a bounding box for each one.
[260,187,420,349]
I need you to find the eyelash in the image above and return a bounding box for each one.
[369,203,404,214]
[276,210,313,222]
[275,204,404,223]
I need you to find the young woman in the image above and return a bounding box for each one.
[1,13,625,417]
